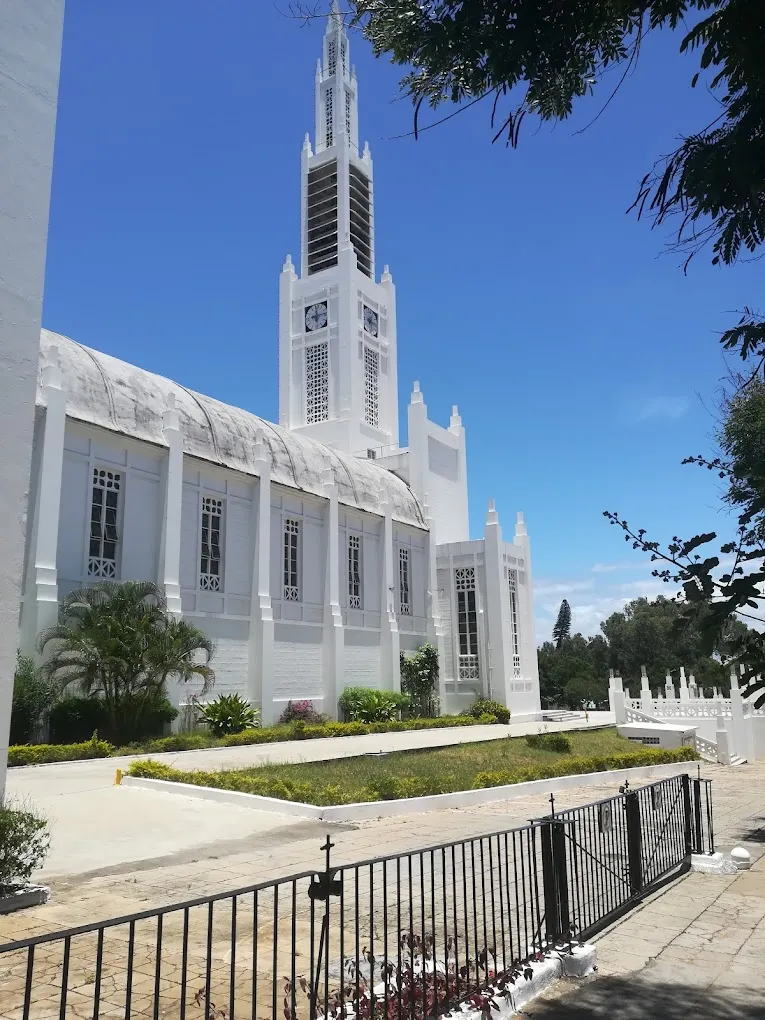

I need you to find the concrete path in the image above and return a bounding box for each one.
[5,713,613,881]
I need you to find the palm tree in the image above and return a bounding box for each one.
[37,581,215,742]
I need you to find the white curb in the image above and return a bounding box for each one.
[121,760,698,821]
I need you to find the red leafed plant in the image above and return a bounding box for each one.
[283,932,542,1020]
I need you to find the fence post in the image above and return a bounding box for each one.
[624,790,643,897]
[693,775,704,854]
[681,773,693,858]
[540,819,570,946]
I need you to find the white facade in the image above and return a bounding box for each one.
[18,7,541,725]
[0,0,65,793]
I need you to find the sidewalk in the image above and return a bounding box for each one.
[526,787,765,1020]
[5,713,615,882]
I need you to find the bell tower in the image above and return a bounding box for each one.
[278,2,399,459]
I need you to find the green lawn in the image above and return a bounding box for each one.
[128,728,697,805]
[242,727,632,791]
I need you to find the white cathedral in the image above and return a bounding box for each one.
[19,9,541,724]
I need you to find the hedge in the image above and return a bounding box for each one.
[8,738,115,767]
[126,745,699,807]
[8,713,501,767]
[472,746,698,789]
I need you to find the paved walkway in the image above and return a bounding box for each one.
[525,766,765,1020]
[5,714,613,882]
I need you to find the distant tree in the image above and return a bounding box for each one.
[537,633,609,710]
[552,600,572,649]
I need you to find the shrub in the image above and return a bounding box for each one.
[49,695,177,745]
[0,801,50,892]
[198,694,260,736]
[464,698,511,724]
[10,653,57,745]
[7,735,115,767]
[400,644,440,718]
[8,712,496,766]
[37,580,214,744]
[279,700,326,724]
[472,747,698,789]
[339,687,410,723]
[525,732,572,753]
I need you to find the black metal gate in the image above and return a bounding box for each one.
[540,772,714,944]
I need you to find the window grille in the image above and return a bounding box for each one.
[399,547,410,615]
[341,40,347,75]
[366,449,376,460]
[348,534,361,609]
[200,496,223,591]
[88,468,121,578]
[306,342,329,423]
[325,87,333,147]
[508,570,521,678]
[364,347,379,428]
[283,518,300,601]
[345,89,352,137]
[327,39,336,75]
[456,567,479,680]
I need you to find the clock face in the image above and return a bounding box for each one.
[305,302,328,332]
[363,305,379,337]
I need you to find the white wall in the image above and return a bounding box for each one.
[28,415,434,721]
[0,0,64,793]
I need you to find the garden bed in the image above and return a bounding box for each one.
[125,729,697,806]
[8,714,504,767]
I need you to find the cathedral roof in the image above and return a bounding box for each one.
[39,330,427,529]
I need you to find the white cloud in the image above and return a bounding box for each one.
[534,559,677,642]
[591,560,650,573]
[633,396,689,423]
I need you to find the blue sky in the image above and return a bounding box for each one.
[43,2,761,641]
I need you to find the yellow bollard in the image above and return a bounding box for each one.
[115,768,122,786]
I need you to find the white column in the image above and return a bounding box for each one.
[160,394,183,615]
[0,0,65,796]
[665,672,675,699]
[22,347,66,647]
[716,713,731,765]
[514,511,541,716]
[381,265,399,450]
[608,671,623,714]
[640,665,653,714]
[247,434,275,722]
[679,666,689,701]
[448,404,470,542]
[379,486,400,692]
[322,460,344,717]
[483,500,511,708]
[278,254,297,428]
[423,498,447,708]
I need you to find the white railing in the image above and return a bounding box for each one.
[694,733,719,763]
[625,697,731,720]
[625,706,667,725]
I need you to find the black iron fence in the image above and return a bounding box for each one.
[0,772,713,1020]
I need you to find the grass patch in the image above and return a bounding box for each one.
[127,729,697,805]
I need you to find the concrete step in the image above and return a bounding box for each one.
[541,710,585,722]
[730,755,748,766]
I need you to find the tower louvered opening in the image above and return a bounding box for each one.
[349,164,372,277]
[307,160,338,275]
